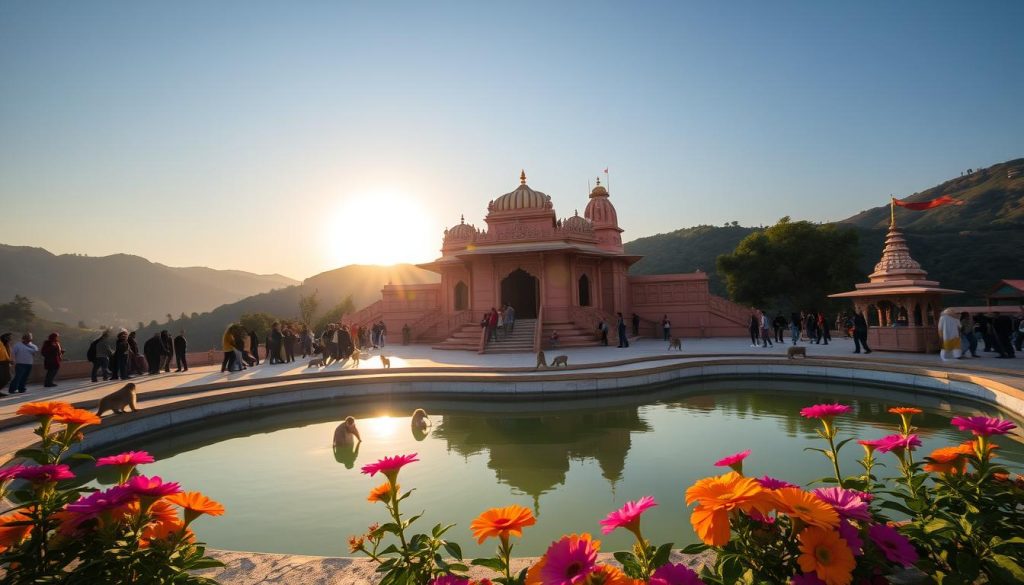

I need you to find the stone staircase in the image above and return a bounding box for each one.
[540,321,601,350]
[482,319,537,354]
[432,322,486,351]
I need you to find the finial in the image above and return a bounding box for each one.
[595,177,601,186]
[574,209,579,216]
[460,214,464,224]
[520,169,527,185]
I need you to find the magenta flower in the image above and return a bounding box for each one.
[756,475,798,490]
[599,495,657,535]
[96,451,155,467]
[650,562,705,585]
[749,510,776,525]
[799,403,852,420]
[812,487,871,522]
[122,475,181,498]
[869,524,918,567]
[66,485,136,517]
[857,438,885,453]
[837,520,863,557]
[429,577,471,585]
[874,433,922,454]
[713,450,751,473]
[360,453,419,481]
[539,534,599,585]
[790,574,827,585]
[0,465,28,483]
[850,489,874,503]
[950,416,1017,437]
[15,464,75,484]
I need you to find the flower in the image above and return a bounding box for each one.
[16,401,71,418]
[650,562,705,585]
[888,407,922,415]
[924,444,970,474]
[685,472,775,546]
[430,576,472,585]
[774,488,839,528]
[811,487,870,522]
[537,533,599,585]
[836,520,863,557]
[141,516,191,546]
[348,535,365,553]
[66,485,136,517]
[0,465,28,483]
[599,495,656,535]
[15,464,75,484]
[588,565,633,585]
[713,450,750,474]
[360,453,419,483]
[96,451,155,468]
[950,416,1017,437]
[797,526,856,585]
[868,524,918,567]
[791,574,827,585]
[757,475,798,490]
[123,475,181,498]
[874,434,922,454]
[856,439,884,454]
[0,513,32,553]
[800,404,852,421]
[470,504,536,544]
[367,482,396,503]
[165,491,225,524]
[53,406,102,427]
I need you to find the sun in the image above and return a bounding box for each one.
[328,191,437,266]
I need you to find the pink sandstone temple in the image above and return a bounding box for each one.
[350,171,750,351]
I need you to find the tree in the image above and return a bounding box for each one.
[239,312,277,339]
[298,289,320,326]
[314,296,356,332]
[179,312,188,321]
[716,217,862,311]
[0,295,36,323]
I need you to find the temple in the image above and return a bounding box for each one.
[350,171,749,351]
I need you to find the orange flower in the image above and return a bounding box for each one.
[16,402,71,418]
[165,491,224,524]
[367,482,396,503]
[887,407,922,415]
[773,488,839,528]
[141,516,193,547]
[589,564,634,585]
[53,407,102,427]
[924,445,968,474]
[0,513,32,553]
[470,504,536,544]
[685,472,775,546]
[798,526,855,585]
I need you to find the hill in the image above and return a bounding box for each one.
[134,264,439,351]
[625,225,757,296]
[0,245,297,328]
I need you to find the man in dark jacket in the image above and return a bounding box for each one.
[248,330,260,365]
[159,330,173,372]
[143,332,163,375]
[88,330,111,382]
[853,312,871,354]
[173,330,188,372]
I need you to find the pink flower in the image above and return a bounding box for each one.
[66,485,136,517]
[950,416,1017,437]
[799,403,852,420]
[756,475,798,490]
[869,524,918,567]
[837,520,863,557]
[122,475,181,498]
[539,534,599,585]
[96,451,155,468]
[713,450,751,473]
[812,487,871,522]
[0,465,28,483]
[790,574,827,585]
[749,510,776,525]
[599,495,657,535]
[429,577,471,585]
[874,434,922,454]
[15,464,74,484]
[360,453,419,480]
[650,562,705,585]
[857,439,884,453]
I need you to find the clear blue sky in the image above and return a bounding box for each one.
[2,1,1021,280]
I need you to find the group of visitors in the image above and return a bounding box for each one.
[0,332,42,394]
[88,328,189,382]
[217,320,389,373]
[749,310,837,349]
[939,310,1023,361]
[481,304,516,342]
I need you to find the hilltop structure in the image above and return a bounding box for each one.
[348,171,750,351]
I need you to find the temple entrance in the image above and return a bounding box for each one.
[501,269,539,319]
[578,274,591,307]
[454,281,469,311]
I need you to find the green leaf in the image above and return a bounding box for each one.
[67,453,96,461]
[470,557,506,571]
[652,542,673,568]
[443,541,463,560]
[613,551,638,566]
[987,554,1024,582]
[923,518,956,535]
[13,448,47,464]
[680,542,710,555]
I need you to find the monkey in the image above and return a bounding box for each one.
[411,408,430,430]
[380,355,391,369]
[535,350,547,370]
[308,358,324,368]
[333,416,361,446]
[668,338,682,351]
[96,383,138,416]
[550,355,569,367]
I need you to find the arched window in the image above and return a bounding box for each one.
[454,281,468,311]
[578,274,591,307]
[913,303,923,326]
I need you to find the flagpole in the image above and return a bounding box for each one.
[605,168,610,194]
[890,195,895,226]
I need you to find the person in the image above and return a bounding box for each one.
[817,312,830,345]
[269,322,283,364]
[0,333,12,392]
[505,304,516,334]
[88,330,111,382]
[852,312,871,354]
[221,326,237,373]
[748,312,760,347]
[249,330,260,365]
[127,331,144,376]
[496,308,505,339]
[402,323,411,345]
[959,313,978,358]
[338,324,354,360]
[488,308,499,342]
[976,314,994,352]
[773,313,787,343]
[632,313,640,337]
[300,325,312,358]
[144,332,163,375]
[790,312,801,346]
[759,311,773,348]
[233,327,248,369]
[173,330,188,371]
[40,332,64,387]
[111,330,130,380]
[597,318,609,346]
[805,312,818,344]
[378,321,387,347]
[283,326,296,363]
[617,312,629,348]
[159,330,173,373]
[549,330,559,348]
[1014,313,1024,352]
[321,324,336,366]
[938,308,962,361]
[8,333,38,394]
[992,313,1016,358]
[662,315,671,341]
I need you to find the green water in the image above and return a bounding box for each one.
[85,380,1024,557]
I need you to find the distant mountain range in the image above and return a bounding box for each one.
[0,245,297,328]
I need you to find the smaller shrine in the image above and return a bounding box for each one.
[830,219,962,352]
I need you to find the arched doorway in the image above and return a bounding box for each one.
[454,281,468,311]
[501,269,539,319]
[578,274,591,307]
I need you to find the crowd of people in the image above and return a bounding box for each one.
[939,310,1022,361]
[219,320,390,372]
[480,304,516,342]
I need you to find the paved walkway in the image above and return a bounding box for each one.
[2,337,1021,423]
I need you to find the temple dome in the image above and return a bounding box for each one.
[489,170,552,212]
[446,215,475,240]
[589,184,608,198]
[584,178,618,226]
[562,211,591,232]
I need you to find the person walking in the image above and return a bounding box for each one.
[283,326,296,363]
[159,330,174,373]
[8,333,38,394]
[790,312,801,346]
[88,330,111,382]
[773,313,787,343]
[748,312,760,347]
[505,304,516,333]
[617,312,629,348]
[759,311,773,348]
[0,333,12,392]
[852,312,871,354]
[662,315,671,341]
[249,330,260,365]
[631,313,640,337]
[959,313,978,358]
[488,308,499,342]
[174,330,188,371]
[992,313,1016,358]
[111,330,131,380]
[300,325,312,358]
[269,322,284,364]
[805,312,818,344]
[597,318,609,346]
[938,308,962,361]
[143,332,163,375]
[321,324,336,366]
[40,332,64,387]
[127,331,143,376]
[817,312,830,345]
[221,326,237,372]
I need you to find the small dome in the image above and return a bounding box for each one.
[491,183,552,212]
[562,210,591,231]
[446,215,475,239]
[589,177,608,198]
[585,196,618,226]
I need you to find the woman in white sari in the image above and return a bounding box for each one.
[938,308,962,361]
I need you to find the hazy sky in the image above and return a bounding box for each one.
[2,1,1022,280]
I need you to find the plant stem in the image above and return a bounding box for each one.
[825,430,845,488]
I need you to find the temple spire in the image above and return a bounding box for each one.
[520,169,527,185]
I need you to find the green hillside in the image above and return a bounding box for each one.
[625,225,757,296]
